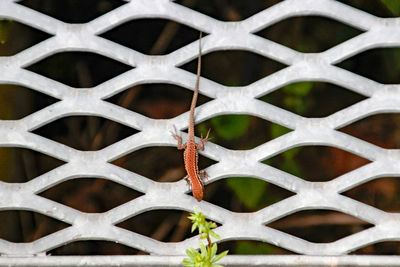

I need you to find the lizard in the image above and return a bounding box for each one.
[171,32,210,202]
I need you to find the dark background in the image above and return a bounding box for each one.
[1,0,400,255]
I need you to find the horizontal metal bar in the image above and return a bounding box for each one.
[1,255,400,267]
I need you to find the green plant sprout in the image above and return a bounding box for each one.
[183,208,228,267]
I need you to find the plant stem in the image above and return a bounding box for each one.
[207,235,212,249]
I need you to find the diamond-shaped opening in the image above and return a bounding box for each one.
[337,0,399,18]
[111,147,217,182]
[255,16,363,53]
[100,19,202,55]
[179,50,287,86]
[105,83,212,119]
[335,47,400,84]
[117,209,197,242]
[339,113,400,149]
[267,209,373,243]
[342,177,400,212]
[264,146,371,181]
[259,82,368,117]
[175,0,283,21]
[0,19,52,56]
[200,115,292,150]
[0,84,59,120]
[24,52,133,88]
[39,178,143,213]
[32,116,138,151]
[18,0,126,23]
[0,147,65,182]
[352,241,400,255]
[49,240,145,255]
[204,177,295,212]
[0,210,70,242]
[218,240,296,255]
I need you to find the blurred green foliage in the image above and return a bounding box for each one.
[215,83,309,255]
[210,115,250,140]
[394,49,400,72]
[0,19,12,44]
[207,83,309,227]
[380,0,400,16]
[270,123,291,139]
[235,241,274,255]
[226,178,267,209]
[282,82,313,115]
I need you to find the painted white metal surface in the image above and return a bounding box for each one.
[1,0,400,265]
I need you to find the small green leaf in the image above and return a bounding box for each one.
[212,250,229,263]
[183,258,195,267]
[191,223,197,233]
[199,224,205,234]
[210,222,217,229]
[209,230,221,240]
[199,241,207,257]
[186,248,198,259]
[211,243,217,258]
[211,115,250,140]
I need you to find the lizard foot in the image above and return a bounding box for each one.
[199,170,208,182]
[183,175,192,189]
[197,128,211,151]
[171,125,186,150]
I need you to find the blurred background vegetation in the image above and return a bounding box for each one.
[1,0,400,256]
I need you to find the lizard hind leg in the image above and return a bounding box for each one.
[199,170,208,182]
[183,175,192,189]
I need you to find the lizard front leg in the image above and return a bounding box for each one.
[196,128,211,151]
[170,126,186,150]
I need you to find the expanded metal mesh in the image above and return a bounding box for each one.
[1,0,400,265]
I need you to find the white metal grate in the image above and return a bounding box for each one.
[1,0,400,265]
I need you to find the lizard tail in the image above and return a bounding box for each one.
[188,32,202,137]
[192,184,204,202]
